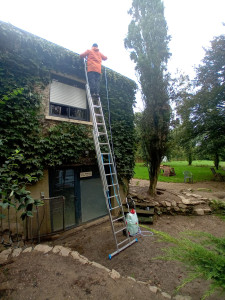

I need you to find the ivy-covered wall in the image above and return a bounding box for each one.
[0,21,137,182]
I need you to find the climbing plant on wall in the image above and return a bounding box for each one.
[0,21,137,183]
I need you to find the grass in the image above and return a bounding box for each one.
[134,160,225,183]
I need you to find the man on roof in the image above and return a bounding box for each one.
[80,43,107,98]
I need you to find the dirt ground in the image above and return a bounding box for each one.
[1,180,225,300]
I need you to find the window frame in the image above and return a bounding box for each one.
[49,74,89,121]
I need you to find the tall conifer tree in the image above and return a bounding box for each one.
[125,0,171,195]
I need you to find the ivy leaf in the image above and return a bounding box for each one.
[17,204,26,211]
[0,202,9,209]
[26,211,33,217]
[25,198,34,205]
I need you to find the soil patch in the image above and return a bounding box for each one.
[1,180,225,300]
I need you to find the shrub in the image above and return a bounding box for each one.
[141,225,225,299]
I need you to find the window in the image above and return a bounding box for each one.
[49,76,89,121]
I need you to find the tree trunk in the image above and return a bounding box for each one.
[148,160,160,196]
[214,153,219,170]
[187,152,192,166]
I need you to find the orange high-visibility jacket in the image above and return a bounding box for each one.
[80,46,107,74]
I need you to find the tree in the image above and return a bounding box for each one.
[190,34,225,169]
[171,33,225,169]
[134,112,145,161]
[170,72,196,165]
[125,0,171,195]
[190,85,225,169]
[196,34,225,89]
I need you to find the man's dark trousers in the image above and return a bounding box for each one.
[88,71,101,95]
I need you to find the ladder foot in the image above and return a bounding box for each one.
[108,238,138,259]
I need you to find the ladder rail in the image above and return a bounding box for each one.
[83,59,137,258]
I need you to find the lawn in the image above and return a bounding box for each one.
[134,160,225,183]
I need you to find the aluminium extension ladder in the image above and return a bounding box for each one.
[84,61,137,259]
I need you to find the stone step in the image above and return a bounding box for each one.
[123,206,155,216]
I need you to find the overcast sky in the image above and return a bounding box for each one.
[1,0,224,110]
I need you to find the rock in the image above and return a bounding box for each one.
[127,276,136,282]
[70,251,89,264]
[23,247,33,253]
[109,269,121,279]
[181,198,191,205]
[149,285,158,293]
[137,280,148,285]
[12,248,22,257]
[161,292,171,299]
[177,195,187,202]
[34,244,53,254]
[90,261,110,273]
[203,208,212,214]
[52,245,63,254]
[191,194,202,198]
[0,248,12,263]
[178,204,187,209]
[185,193,194,197]
[59,246,71,257]
[194,208,205,215]
[165,201,172,207]
[171,200,177,207]
[174,207,180,212]
[191,200,205,205]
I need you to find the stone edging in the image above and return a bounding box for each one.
[0,244,192,300]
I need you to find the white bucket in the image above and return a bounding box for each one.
[126,209,139,236]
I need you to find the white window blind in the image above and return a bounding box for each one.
[50,80,87,109]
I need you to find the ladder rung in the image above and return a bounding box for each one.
[115,227,127,234]
[110,205,121,210]
[93,105,101,108]
[117,238,130,247]
[98,132,107,135]
[108,194,119,199]
[99,143,109,145]
[101,153,110,155]
[95,113,103,117]
[97,123,104,126]
[112,216,125,223]
[108,183,118,187]
[105,172,116,176]
[103,163,113,165]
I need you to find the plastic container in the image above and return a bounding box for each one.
[126,209,139,236]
